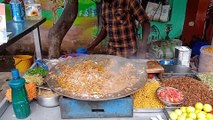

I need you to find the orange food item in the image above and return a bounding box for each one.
[204,46,213,53]
[6,82,37,102]
[209,110,213,114]
[157,87,184,103]
[148,73,155,79]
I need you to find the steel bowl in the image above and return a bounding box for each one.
[37,94,60,107]
[156,87,184,107]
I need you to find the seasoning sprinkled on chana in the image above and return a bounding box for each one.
[197,73,213,90]
[133,80,165,108]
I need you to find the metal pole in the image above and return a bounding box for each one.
[33,27,42,60]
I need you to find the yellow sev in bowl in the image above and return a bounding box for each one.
[203,46,213,53]
[133,80,165,108]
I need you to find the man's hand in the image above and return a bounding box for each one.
[136,21,150,59]
[137,48,147,59]
[87,45,95,53]
[137,40,149,59]
[86,28,107,53]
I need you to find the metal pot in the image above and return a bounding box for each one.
[37,95,60,107]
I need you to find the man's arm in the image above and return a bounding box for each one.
[137,21,150,58]
[139,21,151,52]
[129,0,151,58]
[87,27,107,52]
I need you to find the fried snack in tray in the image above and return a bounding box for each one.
[161,77,213,106]
[203,46,213,53]
[50,59,140,99]
[133,80,165,108]
[6,83,37,102]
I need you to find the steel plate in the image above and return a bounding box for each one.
[45,55,147,101]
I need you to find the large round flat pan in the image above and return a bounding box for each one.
[45,55,147,101]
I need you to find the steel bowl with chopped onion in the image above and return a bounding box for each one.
[156,87,184,107]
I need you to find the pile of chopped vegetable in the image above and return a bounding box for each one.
[24,67,48,85]
[26,67,48,76]
[197,72,213,90]
[6,83,37,102]
[24,74,45,86]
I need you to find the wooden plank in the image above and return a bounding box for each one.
[146,61,164,73]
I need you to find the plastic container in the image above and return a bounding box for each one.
[10,0,25,22]
[24,0,42,20]
[61,53,88,58]
[9,69,31,119]
[13,55,33,72]
[159,59,176,65]
[76,48,88,54]
[198,45,213,72]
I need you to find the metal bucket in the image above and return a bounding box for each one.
[175,46,191,67]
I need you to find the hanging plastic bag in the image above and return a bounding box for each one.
[145,0,171,22]
[145,2,160,20]
[159,4,170,22]
[153,3,162,21]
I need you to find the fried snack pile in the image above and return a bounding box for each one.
[6,83,37,102]
[203,46,213,53]
[54,60,140,98]
[133,80,165,108]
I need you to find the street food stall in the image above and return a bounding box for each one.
[0,0,213,120]
[1,49,213,120]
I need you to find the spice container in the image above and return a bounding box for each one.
[199,45,213,72]
[24,0,42,20]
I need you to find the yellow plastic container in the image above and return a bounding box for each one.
[199,45,213,72]
[13,55,33,72]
